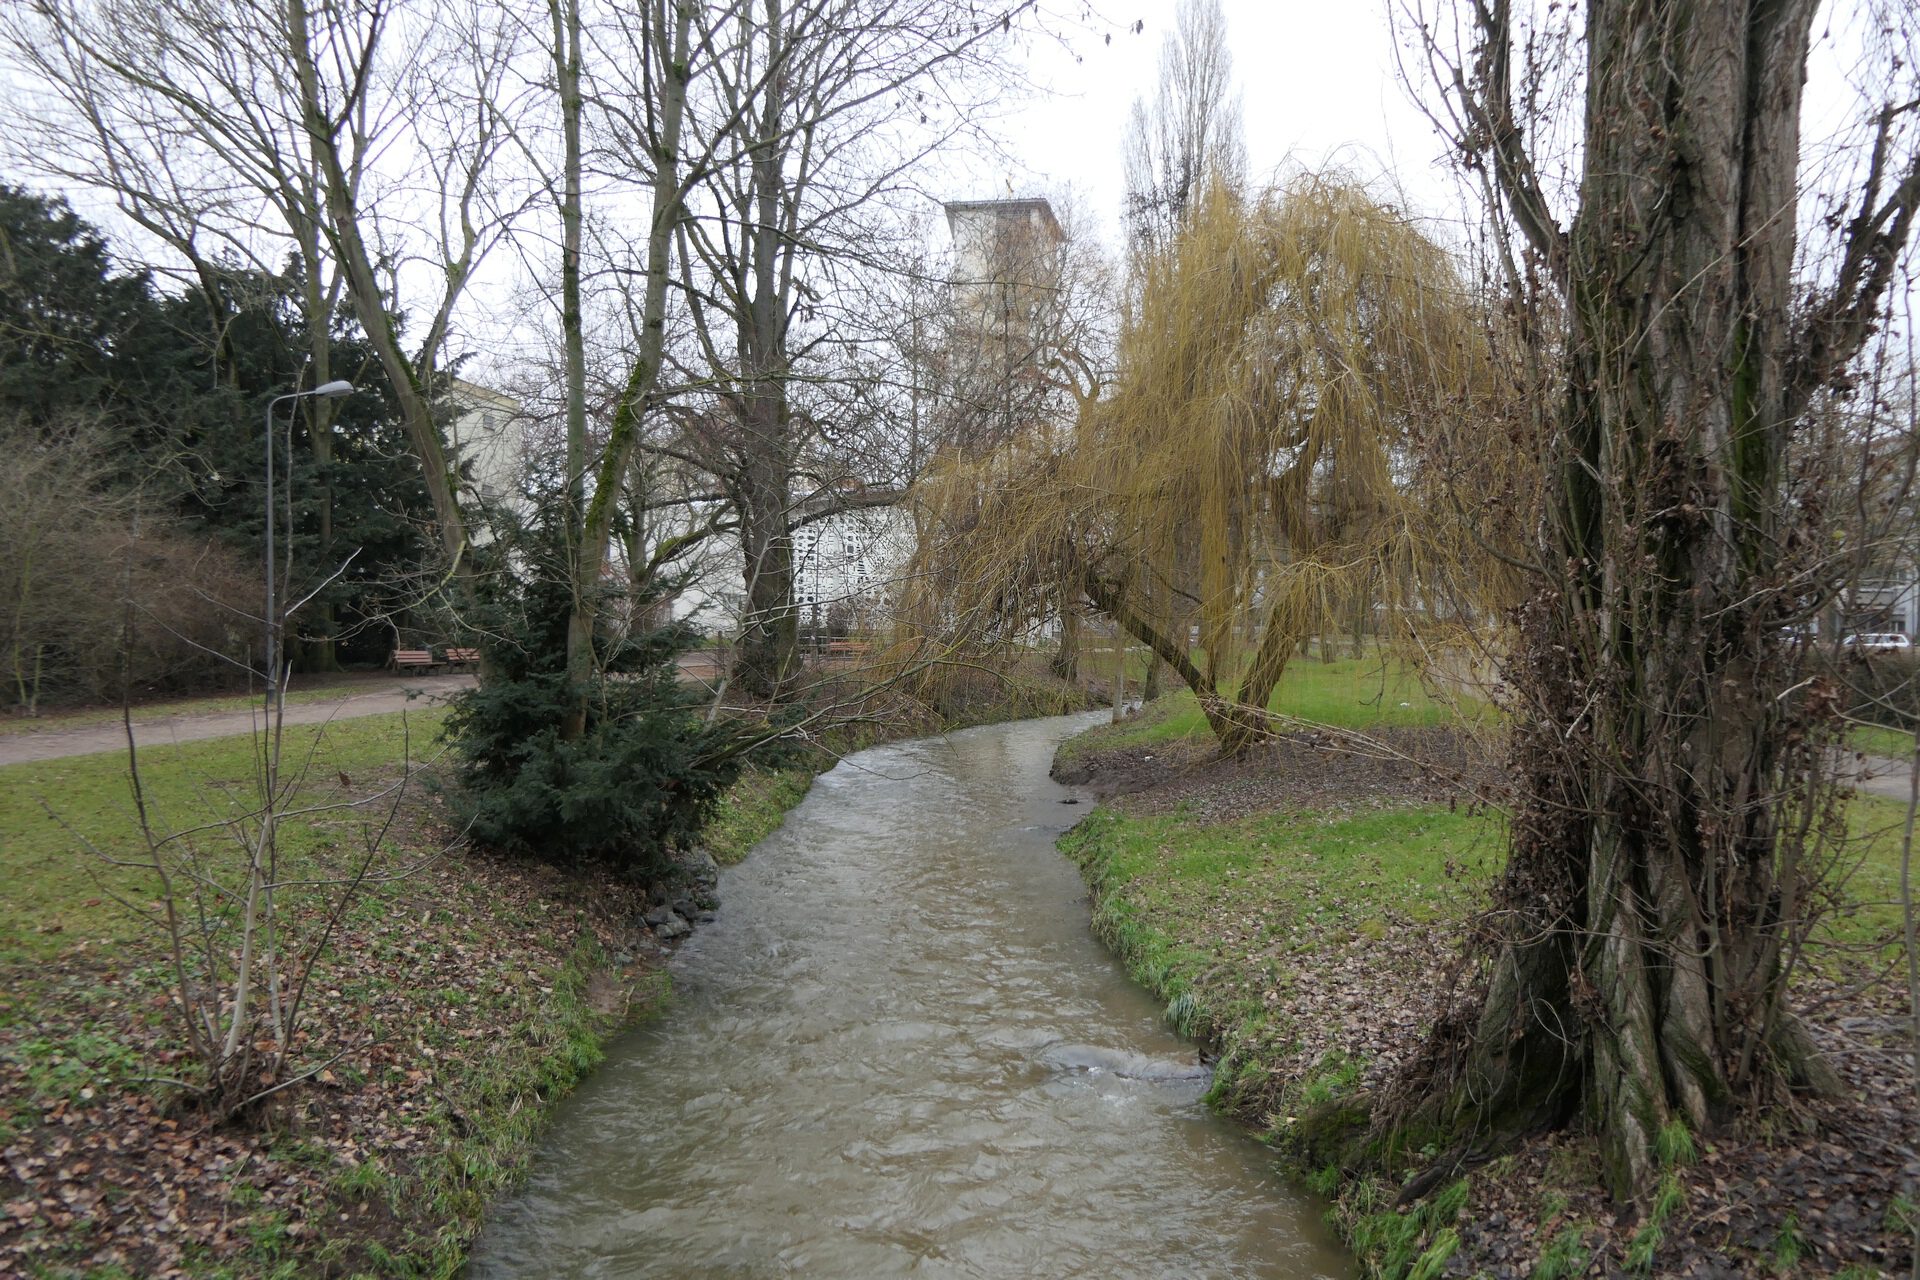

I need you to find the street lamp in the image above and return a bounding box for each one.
[264,380,355,708]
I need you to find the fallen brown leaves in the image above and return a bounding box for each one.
[0,793,668,1278]
[1056,724,1487,819]
[1062,729,1917,1279]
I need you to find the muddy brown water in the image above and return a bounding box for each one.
[471,713,1352,1278]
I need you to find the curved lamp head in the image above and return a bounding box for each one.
[311,380,356,398]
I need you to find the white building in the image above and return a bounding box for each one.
[667,495,912,640]
[792,496,914,634]
[944,197,1065,320]
[445,378,528,539]
[783,191,1072,636]
[1847,570,1920,638]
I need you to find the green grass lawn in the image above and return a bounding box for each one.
[0,659,1085,964]
[0,701,690,1276]
[0,707,452,963]
[1828,792,1919,957]
[1066,788,1913,1002]
[1055,673,1919,1280]
[1067,644,1916,766]
[1055,649,1918,1049]
[1066,800,1500,962]
[1848,721,1916,759]
[1060,655,1483,761]
[1060,797,1504,1127]
[1061,723,1916,1076]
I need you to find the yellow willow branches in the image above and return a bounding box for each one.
[904,174,1527,749]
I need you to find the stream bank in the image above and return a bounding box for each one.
[0,792,673,1279]
[0,668,1094,1278]
[1053,698,1916,1279]
[472,711,1349,1277]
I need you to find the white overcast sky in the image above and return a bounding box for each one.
[7,0,1902,364]
[988,1,1459,246]
[983,0,1893,263]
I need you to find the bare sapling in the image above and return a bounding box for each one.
[61,512,456,1119]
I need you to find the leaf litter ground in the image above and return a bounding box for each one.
[1056,722,1917,1278]
[0,788,673,1278]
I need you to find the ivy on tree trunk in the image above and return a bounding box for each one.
[1412,0,1916,1199]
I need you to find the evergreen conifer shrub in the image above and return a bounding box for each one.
[442,514,745,874]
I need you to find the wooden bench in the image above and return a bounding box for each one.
[825,640,872,659]
[441,647,481,670]
[389,648,437,674]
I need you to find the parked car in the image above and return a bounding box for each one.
[1841,632,1912,653]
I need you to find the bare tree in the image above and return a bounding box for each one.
[0,418,257,712]
[1397,0,1920,1198]
[533,0,700,735]
[2,0,534,620]
[76,503,451,1117]
[1120,0,1245,255]
[285,0,530,602]
[2,0,363,659]
[655,0,1034,699]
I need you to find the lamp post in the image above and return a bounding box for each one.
[264,380,355,708]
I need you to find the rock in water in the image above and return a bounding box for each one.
[1040,1043,1212,1083]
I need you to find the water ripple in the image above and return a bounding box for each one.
[471,714,1350,1279]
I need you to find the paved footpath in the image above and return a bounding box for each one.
[7,669,1915,807]
[0,675,477,767]
[1851,750,1919,803]
[0,652,730,767]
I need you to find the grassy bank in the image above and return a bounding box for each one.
[1055,656,1486,767]
[1063,802,1497,1104]
[0,658,1095,1276]
[1851,720,1917,761]
[1055,669,1916,1279]
[703,765,817,866]
[0,707,671,1277]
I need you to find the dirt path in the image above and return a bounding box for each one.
[0,675,477,766]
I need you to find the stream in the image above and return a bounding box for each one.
[471,712,1351,1278]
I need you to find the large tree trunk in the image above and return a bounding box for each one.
[288,0,473,600]
[1083,569,1269,750]
[731,427,798,699]
[1429,0,1849,1201]
[570,1,693,723]
[553,0,592,739]
[295,213,341,673]
[1051,605,1081,684]
[724,24,801,702]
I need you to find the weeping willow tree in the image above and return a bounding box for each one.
[904,176,1508,752]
